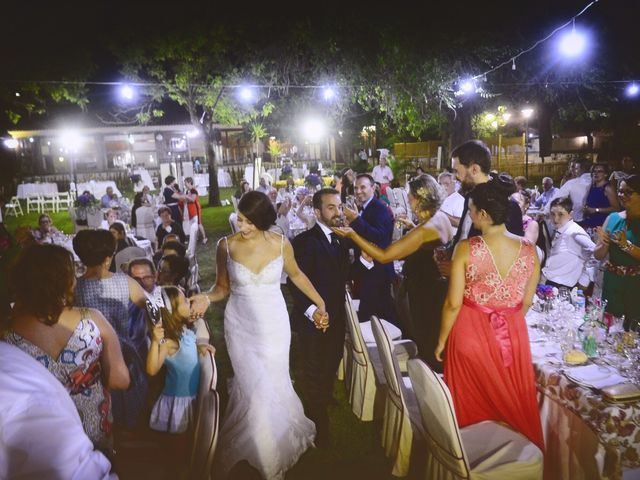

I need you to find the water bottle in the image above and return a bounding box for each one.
[575,289,586,323]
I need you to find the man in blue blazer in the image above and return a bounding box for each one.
[288,188,351,447]
[343,173,397,324]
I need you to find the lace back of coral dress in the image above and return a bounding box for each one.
[464,236,535,309]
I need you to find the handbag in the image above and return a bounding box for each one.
[601,383,640,403]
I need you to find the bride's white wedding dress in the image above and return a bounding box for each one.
[216,236,315,479]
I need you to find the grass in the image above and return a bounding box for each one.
[4,189,394,480]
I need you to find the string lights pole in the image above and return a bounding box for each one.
[521,108,534,178]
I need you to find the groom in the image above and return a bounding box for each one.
[288,188,350,447]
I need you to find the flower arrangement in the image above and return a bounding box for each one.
[536,284,556,300]
[73,192,100,226]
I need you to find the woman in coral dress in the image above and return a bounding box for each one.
[435,181,544,450]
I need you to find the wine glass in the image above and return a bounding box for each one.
[433,246,450,281]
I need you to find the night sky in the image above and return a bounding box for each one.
[1,0,638,130]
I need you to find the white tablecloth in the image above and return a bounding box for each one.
[17,183,58,199]
[75,181,122,199]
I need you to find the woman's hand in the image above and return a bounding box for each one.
[434,341,446,362]
[151,325,165,344]
[197,344,216,356]
[312,308,330,333]
[596,226,610,245]
[332,227,354,238]
[189,294,211,320]
[612,229,628,248]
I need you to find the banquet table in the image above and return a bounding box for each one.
[16,182,58,199]
[526,309,640,480]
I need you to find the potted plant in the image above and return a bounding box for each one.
[73,192,100,227]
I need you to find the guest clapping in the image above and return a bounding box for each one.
[595,175,640,322]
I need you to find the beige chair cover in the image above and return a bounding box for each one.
[189,350,220,479]
[407,359,543,480]
[371,316,423,477]
[344,292,382,421]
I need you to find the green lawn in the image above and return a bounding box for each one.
[4,190,394,480]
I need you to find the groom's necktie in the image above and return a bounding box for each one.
[330,232,340,255]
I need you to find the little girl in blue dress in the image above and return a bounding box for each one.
[147,286,201,433]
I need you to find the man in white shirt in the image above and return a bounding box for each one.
[371,156,394,188]
[437,171,465,230]
[0,342,115,479]
[542,197,595,288]
[545,159,592,223]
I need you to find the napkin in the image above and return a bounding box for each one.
[530,343,561,359]
[564,364,628,389]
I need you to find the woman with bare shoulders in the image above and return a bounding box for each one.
[2,244,129,457]
[435,181,544,450]
[190,191,326,479]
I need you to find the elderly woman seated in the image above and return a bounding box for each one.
[32,214,61,244]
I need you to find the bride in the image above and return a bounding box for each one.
[190,191,329,479]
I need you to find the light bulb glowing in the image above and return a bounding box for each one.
[120,84,135,101]
[3,138,18,149]
[559,29,587,58]
[322,86,336,101]
[239,86,255,103]
[521,108,534,119]
[626,83,639,97]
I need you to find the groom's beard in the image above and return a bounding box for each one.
[319,216,341,227]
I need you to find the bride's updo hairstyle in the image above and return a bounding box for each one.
[408,174,446,216]
[469,180,511,225]
[238,191,277,231]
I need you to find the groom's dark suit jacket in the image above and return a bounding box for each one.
[288,223,350,335]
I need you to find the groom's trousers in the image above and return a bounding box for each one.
[297,320,345,444]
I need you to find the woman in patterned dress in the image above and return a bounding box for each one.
[435,181,544,450]
[2,244,129,455]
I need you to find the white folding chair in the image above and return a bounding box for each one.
[26,194,42,213]
[56,192,73,210]
[41,194,58,213]
[4,196,23,217]
[231,196,239,212]
[371,315,424,477]
[189,350,220,480]
[407,359,544,480]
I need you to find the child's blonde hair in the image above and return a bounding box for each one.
[158,286,189,343]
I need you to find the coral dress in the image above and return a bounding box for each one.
[444,236,544,450]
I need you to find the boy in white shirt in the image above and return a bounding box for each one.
[542,197,595,289]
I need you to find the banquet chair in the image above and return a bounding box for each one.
[41,194,58,213]
[407,359,544,480]
[229,212,239,234]
[56,192,73,210]
[4,196,23,217]
[26,194,42,214]
[343,292,416,422]
[189,350,220,480]
[371,315,424,477]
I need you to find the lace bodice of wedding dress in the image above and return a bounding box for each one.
[216,236,315,479]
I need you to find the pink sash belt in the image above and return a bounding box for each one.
[463,298,523,368]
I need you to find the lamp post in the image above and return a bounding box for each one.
[521,108,534,178]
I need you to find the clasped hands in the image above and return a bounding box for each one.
[596,226,630,251]
[312,308,330,333]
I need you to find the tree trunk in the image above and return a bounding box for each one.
[205,128,222,207]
